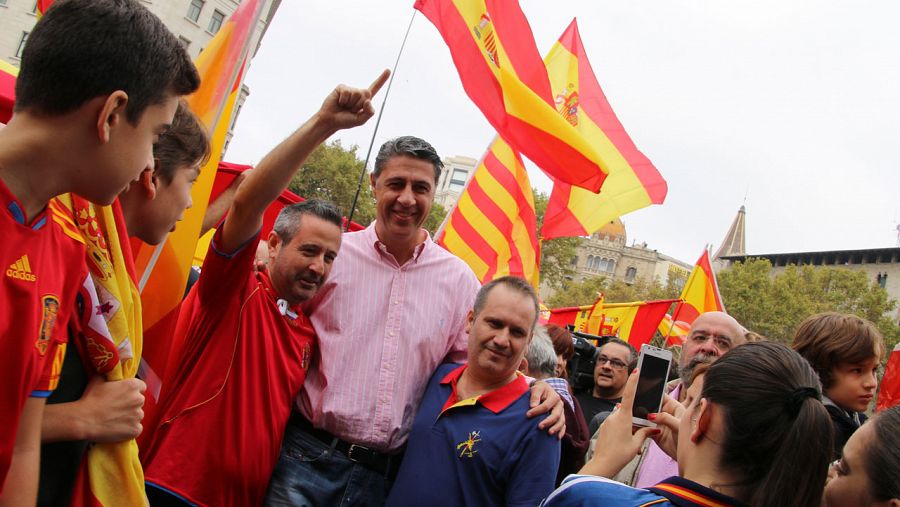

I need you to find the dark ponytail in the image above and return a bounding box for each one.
[701,342,833,507]
[865,407,900,502]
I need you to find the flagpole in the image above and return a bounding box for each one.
[346,10,417,230]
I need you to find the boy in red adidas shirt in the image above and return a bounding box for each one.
[0,0,198,503]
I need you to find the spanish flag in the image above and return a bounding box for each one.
[135,0,264,424]
[414,0,609,192]
[877,343,900,411]
[436,136,540,288]
[540,19,667,240]
[585,297,677,348]
[50,196,146,507]
[666,250,725,345]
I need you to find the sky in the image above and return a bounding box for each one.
[227,0,900,264]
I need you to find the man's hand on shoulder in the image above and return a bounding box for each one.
[527,380,566,438]
[315,69,389,133]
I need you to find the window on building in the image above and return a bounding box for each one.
[877,272,888,289]
[208,9,225,34]
[0,0,10,6]
[14,32,29,59]
[448,169,468,192]
[187,0,204,22]
[607,260,615,273]
[178,36,191,49]
[586,255,594,269]
[598,258,609,272]
[625,267,637,281]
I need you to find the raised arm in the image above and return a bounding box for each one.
[218,69,390,253]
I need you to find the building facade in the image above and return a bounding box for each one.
[0,0,281,154]
[540,218,692,300]
[434,155,477,209]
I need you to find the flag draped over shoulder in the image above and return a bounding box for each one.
[665,250,725,345]
[540,19,666,240]
[585,298,676,348]
[136,0,264,400]
[414,0,609,192]
[50,196,145,507]
[877,343,900,411]
[435,137,540,287]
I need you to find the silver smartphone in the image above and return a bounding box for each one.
[631,344,673,428]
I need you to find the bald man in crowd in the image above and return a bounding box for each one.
[609,311,746,488]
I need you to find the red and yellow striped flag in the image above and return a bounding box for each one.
[665,250,725,345]
[436,137,540,287]
[35,0,52,15]
[135,0,264,398]
[540,19,667,240]
[585,298,677,348]
[414,0,609,192]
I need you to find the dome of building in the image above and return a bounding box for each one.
[595,218,626,243]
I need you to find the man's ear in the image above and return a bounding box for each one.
[96,91,129,143]
[369,172,377,193]
[464,309,475,335]
[690,398,712,443]
[266,231,281,258]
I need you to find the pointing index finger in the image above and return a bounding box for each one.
[369,69,391,97]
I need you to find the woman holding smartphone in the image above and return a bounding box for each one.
[542,342,833,507]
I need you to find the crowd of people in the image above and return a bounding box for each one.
[0,1,897,506]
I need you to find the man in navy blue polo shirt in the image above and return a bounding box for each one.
[386,276,561,507]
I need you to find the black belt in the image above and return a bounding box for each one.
[289,412,404,479]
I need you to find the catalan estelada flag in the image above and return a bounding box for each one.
[540,19,667,240]
[414,0,609,192]
[435,136,540,287]
[35,0,52,15]
[135,0,264,405]
[585,298,677,348]
[666,250,725,345]
[877,343,900,411]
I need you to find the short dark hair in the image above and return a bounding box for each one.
[15,0,199,124]
[273,200,343,244]
[865,407,900,502]
[154,101,210,184]
[373,136,443,182]
[473,276,539,329]
[702,342,832,507]
[546,324,574,360]
[599,338,638,371]
[791,312,885,389]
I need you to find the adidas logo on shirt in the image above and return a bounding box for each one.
[6,255,36,282]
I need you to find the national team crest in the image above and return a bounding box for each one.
[36,295,60,356]
[301,343,311,370]
[473,13,499,67]
[555,85,580,126]
[456,430,481,458]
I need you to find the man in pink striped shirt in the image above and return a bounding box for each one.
[265,136,564,507]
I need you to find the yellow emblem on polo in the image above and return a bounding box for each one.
[456,430,481,458]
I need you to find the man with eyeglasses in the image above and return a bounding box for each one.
[576,338,637,432]
[616,311,747,490]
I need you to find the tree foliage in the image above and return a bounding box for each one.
[717,259,900,351]
[288,139,376,226]
[423,202,448,237]
[546,273,681,308]
[533,191,581,290]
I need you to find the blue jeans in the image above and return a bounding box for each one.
[265,420,393,506]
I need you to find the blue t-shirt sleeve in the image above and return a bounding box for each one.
[505,417,562,506]
[541,475,668,507]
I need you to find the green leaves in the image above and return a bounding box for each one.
[718,259,899,354]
